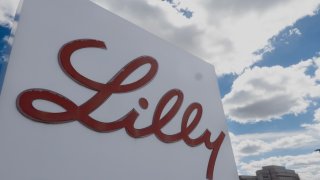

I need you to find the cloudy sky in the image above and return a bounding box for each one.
[1,0,320,179]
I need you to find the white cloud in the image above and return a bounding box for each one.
[301,107,320,139]
[237,139,271,156]
[92,0,320,75]
[0,0,20,27]
[223,58,320,123]
[288,27,302,36]
[271,134,316,151]
[312,56,320,81]
[313,108,320,122]
[230,132,317,163]
[302,123,320,134]
[238,152,320,180]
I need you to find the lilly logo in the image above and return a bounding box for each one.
[16,39,225,180]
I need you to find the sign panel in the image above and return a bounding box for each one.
[0,0,238,179]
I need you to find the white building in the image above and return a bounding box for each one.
[240,165,300,180]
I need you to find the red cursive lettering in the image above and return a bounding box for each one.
[16,39,225,180]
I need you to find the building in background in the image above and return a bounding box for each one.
[239,165,300,180]
[239,175,257,180]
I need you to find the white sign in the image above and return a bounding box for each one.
[0,0,238,179]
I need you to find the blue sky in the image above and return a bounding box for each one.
[227,11,320,134]
[161,0,193,18]
[0,25,10,93]
[225,11,320,157]
[1,0,320,179]
[220,7,320,178]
